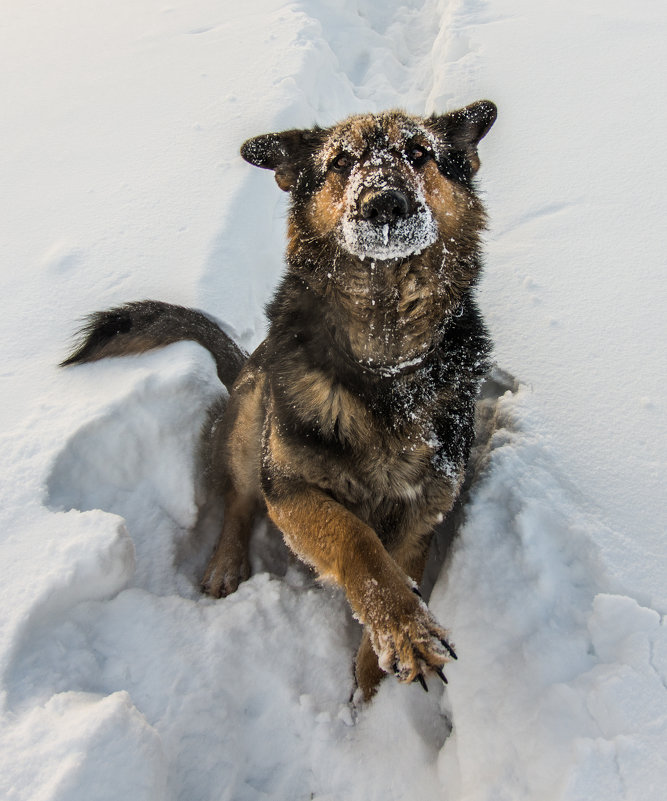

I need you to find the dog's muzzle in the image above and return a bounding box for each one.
[340,178,438,261]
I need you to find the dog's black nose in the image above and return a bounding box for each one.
[360,189,410,225]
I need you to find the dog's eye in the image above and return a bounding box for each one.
[407,144,430,167]
[330,152,353,173]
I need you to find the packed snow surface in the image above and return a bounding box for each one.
[1,1,665,800]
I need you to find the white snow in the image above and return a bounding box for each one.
[1,1,665,800]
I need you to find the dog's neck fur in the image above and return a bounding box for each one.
[281,242,481,375]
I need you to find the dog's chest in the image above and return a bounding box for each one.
[293,375,462,503]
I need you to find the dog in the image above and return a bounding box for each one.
[62,100,497,700]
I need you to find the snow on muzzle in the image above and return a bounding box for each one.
[338,167,438,261]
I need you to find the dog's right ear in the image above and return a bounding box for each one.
[241,129,322,192]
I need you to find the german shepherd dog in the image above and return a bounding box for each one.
[63,100,497,700]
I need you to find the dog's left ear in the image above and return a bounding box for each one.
[430,100,497,176]
[241,128,322,192]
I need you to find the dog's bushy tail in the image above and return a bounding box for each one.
[61,300,248,390]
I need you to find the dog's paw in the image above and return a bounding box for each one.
[369,594,456,687]
[200,552,250,598]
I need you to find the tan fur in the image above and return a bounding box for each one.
[308,179,345,236]
[264,483,448,686]
[420,160,470,235]
[201,357,266,598]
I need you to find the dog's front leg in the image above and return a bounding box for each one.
[264,482,454,690]
[355,535,435,699]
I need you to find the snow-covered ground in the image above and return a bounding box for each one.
[1,1,665,799]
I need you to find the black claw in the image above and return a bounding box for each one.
[415,674,429,693]
[435,666,448,685]
[411,586,423,599]
[440,638,458,660]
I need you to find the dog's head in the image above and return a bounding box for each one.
[241,102,496,262]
